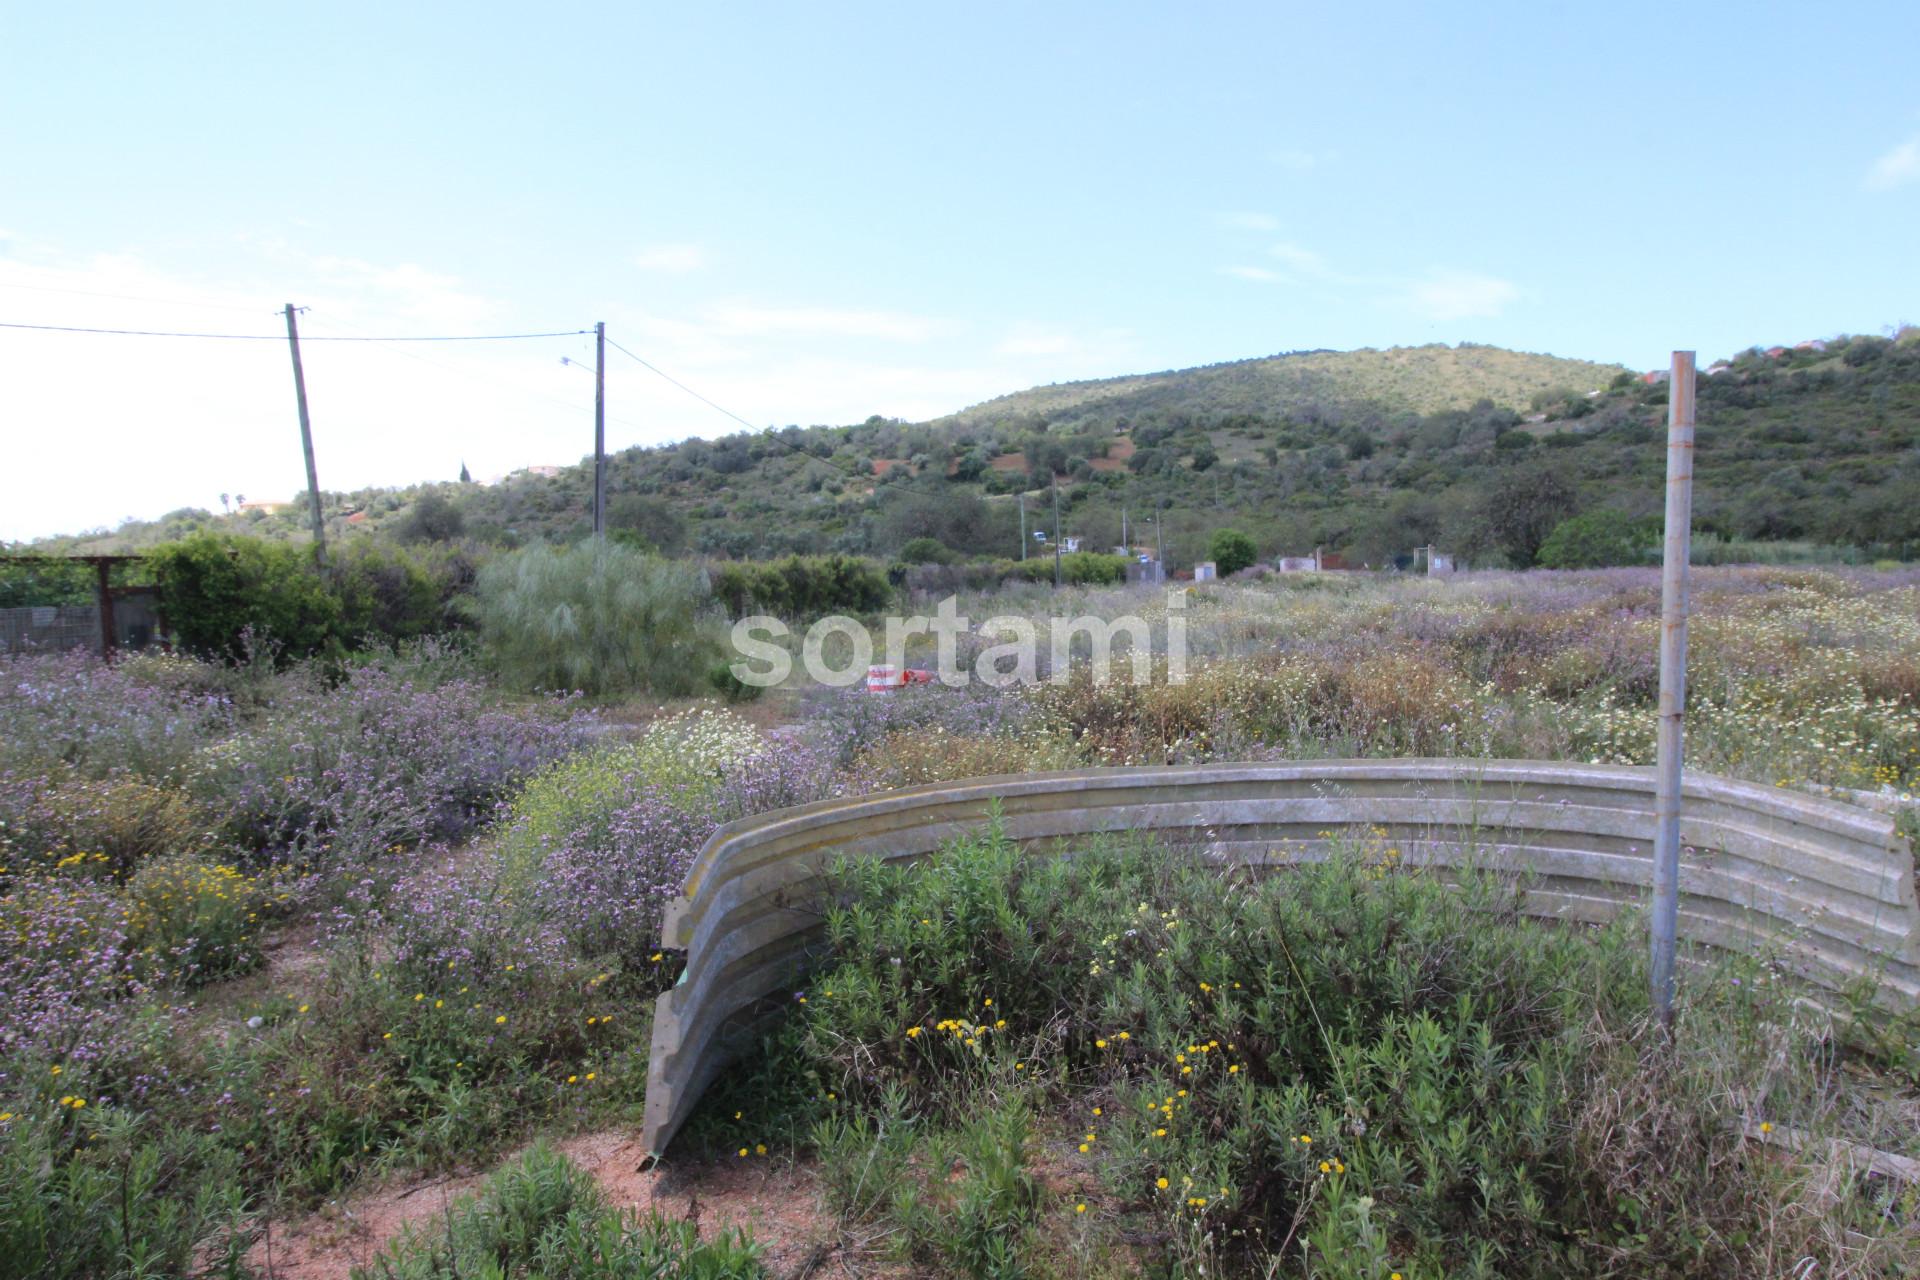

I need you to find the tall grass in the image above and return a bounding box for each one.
[470,541,717,696]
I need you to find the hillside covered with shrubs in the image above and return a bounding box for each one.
[23,330,1919,573]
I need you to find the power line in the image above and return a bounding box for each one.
[0,320,592,342]
[603,334,878,483]
[603,335,763,432]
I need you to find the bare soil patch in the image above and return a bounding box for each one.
[244,1131,914,1280]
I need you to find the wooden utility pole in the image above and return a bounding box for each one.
[1052,480,1063,588]
[1019,492,1027,559]
[283,304,326,564]
[1650,350,1697,1025]
[593,321,607,540]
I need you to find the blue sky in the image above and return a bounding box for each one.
[3,1,1917,539]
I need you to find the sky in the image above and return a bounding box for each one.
[2,1,1917,541]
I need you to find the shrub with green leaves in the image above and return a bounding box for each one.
[1207,528,1258,576]
[710,554,893,619]
[470,541,717,696]
[745,823,1913,1279]
[0,1107,248,1280]
[149,531,347,660]
[1536,508,1656,569]
[359,1143,763,1279]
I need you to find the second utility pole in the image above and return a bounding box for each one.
[283,304,327,564]
[593,322,607,540]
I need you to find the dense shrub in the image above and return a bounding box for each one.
[0,1108,247,1280]
[471,541,716,696]
[1002,551,1128,586]
[331,539,480,642]
[750,825,1901,1278]
[897,536,956,564]
[149,532,347,660]
[711,554,893,618]
[1207,528,1257,576]
[1537,509,1657,569]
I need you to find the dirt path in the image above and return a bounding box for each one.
[245,1131,909,1280]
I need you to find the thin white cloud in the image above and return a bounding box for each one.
[1215,234,1520,319]
[1268,241,1334,276]
[1865,135,1920,191]
[1220,211,1281,232]
[631,243,706,272]
[1403,270,1520,321]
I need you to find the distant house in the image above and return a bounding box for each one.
[1061,536,1082,553]
[1705,362,1732,377]
[515,465,564,479]
[1794,339,1828,353]
[344,510,368,526]
[237,499,290,514]
[1764,346,1788,359]
[1640,369,1670,385]
[1275,556,1318,573]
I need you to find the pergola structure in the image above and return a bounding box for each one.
[0,554,158,657]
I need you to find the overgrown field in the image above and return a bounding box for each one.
[2,566,1917,1277]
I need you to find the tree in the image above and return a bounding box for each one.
[607,494,687,556]
[459,460,472,484]
[1536,509,1655,569]
[896,536,954,564]
[1480,464,1577,567]
[1208,528,1258,576]
[395,490,466,544]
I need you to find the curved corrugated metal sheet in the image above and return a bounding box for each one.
[641,761,1916,1156]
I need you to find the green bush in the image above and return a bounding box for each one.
[149,532,345,660]
[331,540,478,642]
[470,541,716,696]
[750,824,1876,1279]
[1003,551,1129,586]
[710,554,893,619]
[1207,529,1258,576]
[897,537,955,565]
[359,1143,763,1279]
[0,1108,248,1280]
[1536,509,1656,569]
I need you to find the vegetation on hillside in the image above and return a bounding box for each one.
[31,331,1917,573]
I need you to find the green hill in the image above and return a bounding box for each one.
[934,342,1626,428]
[23,333,1920,569]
